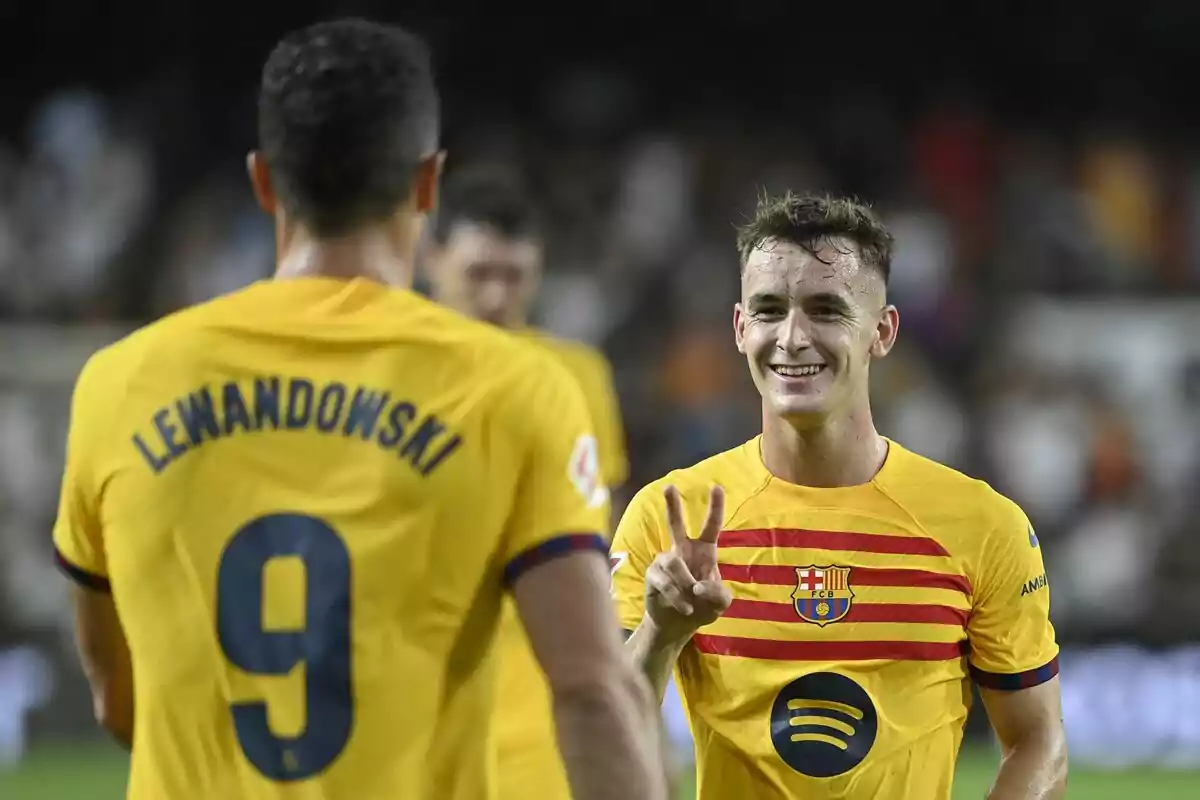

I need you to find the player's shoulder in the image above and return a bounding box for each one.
[525,329,608,365]
[883,440,1028,532]
[519,329,613,382]
[74,297,224,392]
[632,438,766,512]
[488,329,584,392]
[93,281,267,360]
[424,321,586,427]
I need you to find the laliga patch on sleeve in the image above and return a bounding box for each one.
[567,434,606,508]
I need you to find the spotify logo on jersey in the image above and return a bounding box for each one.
[770,672,878,778]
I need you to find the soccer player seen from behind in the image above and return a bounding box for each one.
[611,192,1068,799]
[51,18,666,800]
[424,168,630,800]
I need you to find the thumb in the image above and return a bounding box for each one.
[692,579,732,608]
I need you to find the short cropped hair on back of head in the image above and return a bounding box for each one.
[433,167,542,245]
[735,192,894,285]
[258,18,440,237]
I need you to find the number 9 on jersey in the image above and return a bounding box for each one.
[215,513,354,781]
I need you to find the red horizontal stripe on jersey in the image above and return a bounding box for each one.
[720,528,950,557]
[718,564,973,596]
[724,598,969,627]
[692,634,965,662]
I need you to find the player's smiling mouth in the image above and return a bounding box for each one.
[769,364,825,377]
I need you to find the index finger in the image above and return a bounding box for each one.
[663,485,689,549]
[696,485,726,545]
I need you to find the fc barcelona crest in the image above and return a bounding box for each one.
[791,566,854,626]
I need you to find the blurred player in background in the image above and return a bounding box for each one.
[425,168,628,504]
[611,192,1068,799]
[424,168,631,800]
[52,18,665,800]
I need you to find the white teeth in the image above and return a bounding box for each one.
[772,365,824,377]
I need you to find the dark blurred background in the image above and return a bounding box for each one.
[3,0,1200,792]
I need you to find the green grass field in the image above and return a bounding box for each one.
[2,743,1198,799]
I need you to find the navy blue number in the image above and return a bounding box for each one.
[216,513,353,781]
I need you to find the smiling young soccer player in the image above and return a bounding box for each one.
[611,192,1067,800]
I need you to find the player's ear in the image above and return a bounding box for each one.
[870,304,899,359]
[247,152,276,215]
[733,303,747,354]
[414,150,446,214]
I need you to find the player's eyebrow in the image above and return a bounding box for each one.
[804,292,852,309]
[746,291,788,306]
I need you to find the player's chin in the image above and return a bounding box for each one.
[768,396,831,424]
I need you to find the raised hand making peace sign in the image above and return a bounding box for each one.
[644,484,733,642]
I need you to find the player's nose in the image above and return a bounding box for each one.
[476,280,512,315]
[774,312,812,354]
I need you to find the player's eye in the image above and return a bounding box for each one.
[808,305,843,320]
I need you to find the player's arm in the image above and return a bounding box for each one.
[502,362,667,800]
[609,489,676,700]
[614,562,685,797]
[611,487,680,703]
[68,586,134,750]
[513,557,665,800]
[623,612,689,705]
[53,352,134,749]
[967,498,1067,799]
[614,484,729,704]
[980,679,1067,800]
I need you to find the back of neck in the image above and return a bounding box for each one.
[761,408,887,488]
[274,227,413,288]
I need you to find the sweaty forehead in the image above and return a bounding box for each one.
[742,237,877,298]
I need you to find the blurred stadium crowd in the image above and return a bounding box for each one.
[3,1,1200,772]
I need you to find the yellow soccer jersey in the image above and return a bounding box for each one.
[611,437,1058,800]
[52,277,608,800]
[491,329,628,800]
[516,329,627,492]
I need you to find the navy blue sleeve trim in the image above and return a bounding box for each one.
[503,533,608,587]
[54,548,111,592]
[970,655,1060,691]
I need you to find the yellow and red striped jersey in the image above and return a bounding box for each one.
[611,437,1058,800]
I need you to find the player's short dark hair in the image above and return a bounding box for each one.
[257,18,440,236]
[433,167,542,245]
[736,192,894,284]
